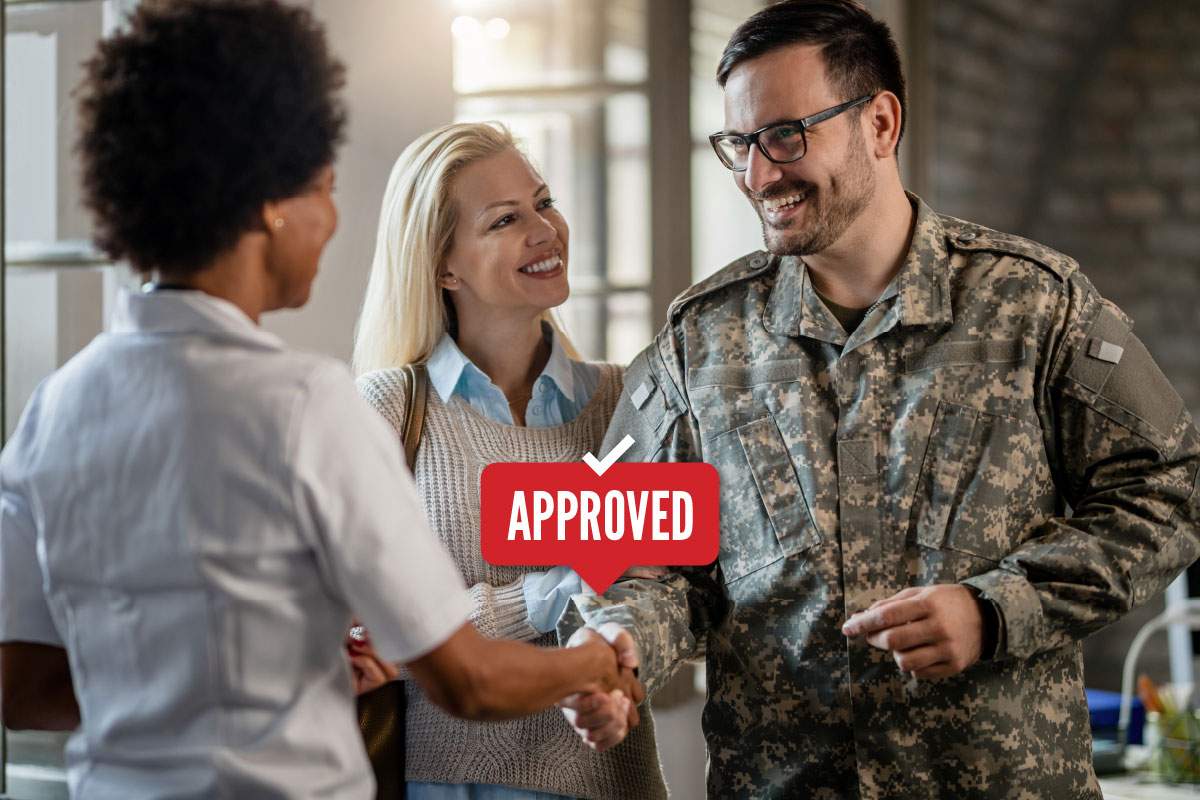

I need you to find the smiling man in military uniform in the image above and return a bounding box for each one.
[556,1,1200,798]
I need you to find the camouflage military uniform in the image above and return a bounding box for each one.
[563,197,1200,799]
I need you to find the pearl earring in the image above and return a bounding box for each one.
[273,218,285,229]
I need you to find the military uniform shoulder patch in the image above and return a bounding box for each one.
[667,250,775,322]
[939,213,1078,283]
[1063,298,1185,454]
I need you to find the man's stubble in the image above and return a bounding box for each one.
[758,125,876,257]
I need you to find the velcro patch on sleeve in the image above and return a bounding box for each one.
[1067,306,1130,394]
[631,380,655,409]
[1087,339,1124,365]
[1066,303,1185,451]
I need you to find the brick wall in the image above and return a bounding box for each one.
[1026,0,1200,415]
[932,0,1200,691]
[932,0,1120,232]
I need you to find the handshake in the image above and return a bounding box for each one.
[345,618,643,750]
[559,622,643,752]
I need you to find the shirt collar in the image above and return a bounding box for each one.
[894,192,954,328]
[110,288,285,350]
[536,320,578,403]
[427,320,577,404]
[426,333,474,403]
[762,192,952,340]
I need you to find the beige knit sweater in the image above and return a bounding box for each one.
[357,364,668,800]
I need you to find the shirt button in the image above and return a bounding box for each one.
[957,231,978,243]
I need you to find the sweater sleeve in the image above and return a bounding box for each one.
[355,369,410,432]
[467,577,541,641]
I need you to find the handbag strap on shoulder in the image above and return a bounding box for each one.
[400,363,429,472]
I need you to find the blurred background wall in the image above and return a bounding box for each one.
[3,0,1198,796]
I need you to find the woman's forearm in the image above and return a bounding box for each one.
[466,578,542,642]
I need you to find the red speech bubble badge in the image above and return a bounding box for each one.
[480,437,720,593]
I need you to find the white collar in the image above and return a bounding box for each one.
[110,288,285,350]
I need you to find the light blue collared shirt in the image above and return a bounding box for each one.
[426,322,600,428]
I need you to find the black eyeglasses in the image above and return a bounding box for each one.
[709,94,874,172]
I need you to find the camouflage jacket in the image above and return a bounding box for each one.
[563,198,1200,799]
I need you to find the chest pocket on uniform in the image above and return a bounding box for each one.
[909,399,1039,563]
[710,411,820,582]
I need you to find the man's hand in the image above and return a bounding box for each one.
[560,689,633,752]
[560,623,644,751]
[841,585,984,679]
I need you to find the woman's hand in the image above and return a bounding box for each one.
[350,651,399,695]
[346,622,399,695]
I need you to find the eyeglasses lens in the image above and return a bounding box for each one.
[761,124,806,163]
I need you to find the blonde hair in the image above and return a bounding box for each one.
[353,121,577,375]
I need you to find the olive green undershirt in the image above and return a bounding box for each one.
[816,291,871,334]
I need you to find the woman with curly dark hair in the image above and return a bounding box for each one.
[0,2,637,798]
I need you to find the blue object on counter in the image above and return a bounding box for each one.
[1087,688,1144,745]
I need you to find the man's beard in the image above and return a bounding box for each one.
[754,130,875,256]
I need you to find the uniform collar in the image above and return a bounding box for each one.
[110,288,285,350]
[762,255,830,340]
[762,192,953,339]
[427,320,576,404]
[895,192,954,328]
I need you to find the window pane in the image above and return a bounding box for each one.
[690,0,767,281]
[604,92,648,288]
[606,290,650,364]
[5,0,106,249]
[690,0,765,135]
[690,148,763,282]
[451,0,645,93]
[556,292,603,361]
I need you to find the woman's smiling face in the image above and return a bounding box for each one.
[442,148,570,320]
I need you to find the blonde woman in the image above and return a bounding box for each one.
[353,122,668,800]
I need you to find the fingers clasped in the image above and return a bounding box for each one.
[841,584,985,680]
[561,623,643,752]
[560,687,634,752]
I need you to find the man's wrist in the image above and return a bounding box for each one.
[964,584,1000,661]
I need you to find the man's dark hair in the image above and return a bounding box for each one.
[717,0,906,146]
[77,0,347,274]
